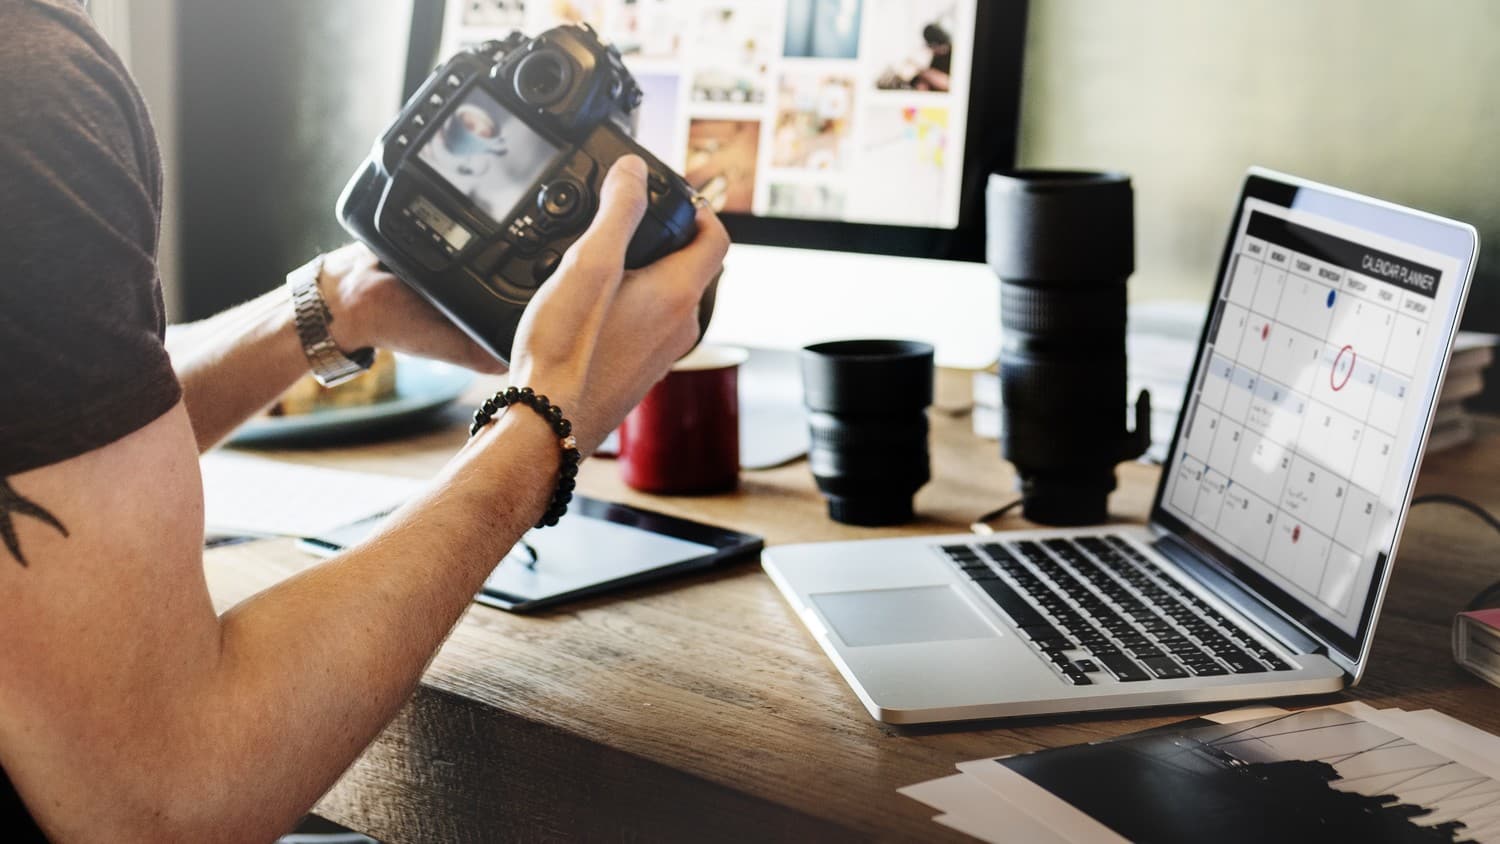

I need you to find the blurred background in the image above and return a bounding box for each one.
[96,0,1498,332]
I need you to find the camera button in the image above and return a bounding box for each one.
[446,74,463,88]
[428,93,445,108]
[412,114,427,128]
[538,180,583,221]
[532,251,563,285]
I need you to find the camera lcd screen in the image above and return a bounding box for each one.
[418,87,561,224]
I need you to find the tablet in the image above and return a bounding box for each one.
[299,496,763,613]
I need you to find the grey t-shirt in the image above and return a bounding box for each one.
[0,0,182,479]
[0,0,181,835]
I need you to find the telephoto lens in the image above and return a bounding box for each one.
[987,171,1151,526]
[801,340,934,526]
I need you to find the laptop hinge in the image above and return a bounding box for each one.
[1151,533,1326,656]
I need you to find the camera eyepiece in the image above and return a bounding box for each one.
[513,49,573,107]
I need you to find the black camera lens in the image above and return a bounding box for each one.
[987,171,1150,526]
[513,49,573,107]
[801,340,934,526]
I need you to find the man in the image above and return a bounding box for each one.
[0,1,728,840]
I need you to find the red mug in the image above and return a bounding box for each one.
[618,345,747,494]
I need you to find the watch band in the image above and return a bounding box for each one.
[287,255,375,387]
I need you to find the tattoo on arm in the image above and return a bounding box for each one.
[0,477,69,567]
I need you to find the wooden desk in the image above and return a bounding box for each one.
[208,377,1500,842]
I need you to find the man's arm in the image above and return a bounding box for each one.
[165,245,503,451]
[0,159,728,842]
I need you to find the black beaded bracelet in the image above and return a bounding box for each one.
[469,386,581,529]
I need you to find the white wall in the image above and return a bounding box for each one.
[88,0,184,320]
[1018,0,1500,308]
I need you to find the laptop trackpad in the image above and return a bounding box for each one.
[811,585,998,647]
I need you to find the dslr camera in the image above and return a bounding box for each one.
[337,24,710,363]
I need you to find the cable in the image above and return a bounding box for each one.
[969,497,1024,535]
[1409,494,1500,611]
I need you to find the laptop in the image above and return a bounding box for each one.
[762,168,1480,724]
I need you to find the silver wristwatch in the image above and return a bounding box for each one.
[287,255,375,387]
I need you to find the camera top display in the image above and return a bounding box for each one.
[337,24,711,364]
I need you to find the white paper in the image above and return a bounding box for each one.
[900,774,1073,844]
[201,452,424,538]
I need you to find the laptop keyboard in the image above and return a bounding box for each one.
[940,535,1295,686]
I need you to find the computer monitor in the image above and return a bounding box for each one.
[413,0,1029,367]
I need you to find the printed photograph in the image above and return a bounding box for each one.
[461,0,526,29]
[992,708,1500,843]
[690,4,777,104]
[633,73,682,163]
[610,0,690,60]
[783,0,863,60]
[867,0,957,92]
[848,106,950,225]
[685,120,760,213]
[771,74,855,170]
[768,183,846,220]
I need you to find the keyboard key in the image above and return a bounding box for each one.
[1062,667,1092,685]
[1074,659,1100,673]
[1098,652,1151,682]
[1219,653,1268,674]
[1019,622,1064,642]
[976,578,1047,629]
[1141,656,1189,679]
[1191,662,1229,676]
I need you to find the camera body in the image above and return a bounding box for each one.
[337,25,708,364]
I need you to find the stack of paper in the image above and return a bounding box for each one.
[200,452,424,540]
[901,703,1500,843]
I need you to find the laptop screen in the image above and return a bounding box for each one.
[1153,170,1478,662]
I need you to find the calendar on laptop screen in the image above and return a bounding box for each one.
[1161,195,1468,637]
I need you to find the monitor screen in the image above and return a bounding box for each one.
[433,0,1026,261]
[1153,172,1477,659]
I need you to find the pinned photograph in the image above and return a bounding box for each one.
[542,0,606,28]
[685,120,760,214]
[771,74,855,170]
[783,0,863,60]
[611,0,690,61]
[690,4,777,104]
[461,0,526,29]
[868,0,957,93]
[768,183,846,220]
[849,106,950,225]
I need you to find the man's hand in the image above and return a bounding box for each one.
[320,242,505,375]
[508,155,730,454]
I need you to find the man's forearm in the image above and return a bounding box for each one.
[165,286,309,450]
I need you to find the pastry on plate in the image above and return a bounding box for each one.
[269,348,398,416]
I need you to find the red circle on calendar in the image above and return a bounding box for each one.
[1330,345,1356,391]
[1292,525,1302,543]
[1261,323,1270,341]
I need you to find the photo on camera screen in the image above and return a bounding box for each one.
[418,87,560,223]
